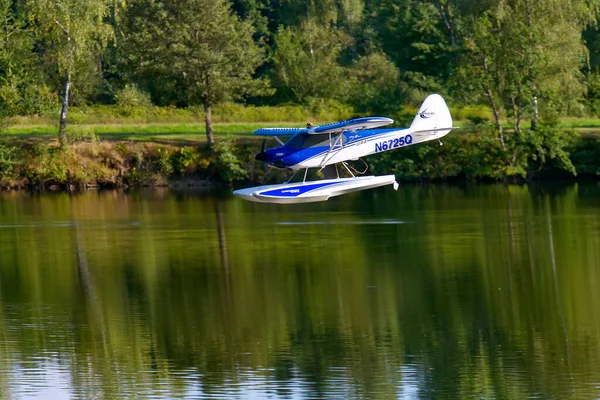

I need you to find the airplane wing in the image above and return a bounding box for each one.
[309,117,394,135]
[253,117,394,136]
[253,127,304,136]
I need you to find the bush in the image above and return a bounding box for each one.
[570,138,600,176]
[0,117,9,134]
[115,84,153,108]
[212,139,248,182]
[155,147,174,175]
[65,125,99,144]
[517,126,579,177]
[0,142,19,176]
[24,144,69,184]
[172,146,204,175]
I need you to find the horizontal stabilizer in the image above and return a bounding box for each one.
[254,127,304,136]
[412,126,460,135]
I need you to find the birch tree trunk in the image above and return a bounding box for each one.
[204,101,214,148]
[59,70,71,148]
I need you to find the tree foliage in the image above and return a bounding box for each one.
[0,0,52,119]
[122,0,269,146]
[28,0,114,145]
[1,0,600,174]
[271,21,352,102]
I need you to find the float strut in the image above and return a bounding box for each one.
[341,162,356,178]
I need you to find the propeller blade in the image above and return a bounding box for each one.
[255,139,268,161]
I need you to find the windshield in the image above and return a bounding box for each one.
[285,133,305,149]
[285,133,333,149]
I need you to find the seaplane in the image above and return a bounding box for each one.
[233,94,456,204]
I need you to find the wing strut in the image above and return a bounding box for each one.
[318,132,345,169]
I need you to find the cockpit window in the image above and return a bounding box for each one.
[285,133,305,149]
[285,133,336,149]
[302,135,329,148]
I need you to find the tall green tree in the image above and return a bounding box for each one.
[365,0,458,91]
[0,0,52,124]
[461,0,598,129]
[29,0,113,147]
[455,0,598,174]
[271,20,352,102]
[348,52,404,113]
[123,0,269,147]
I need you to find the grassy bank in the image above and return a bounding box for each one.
[1,103,599,189]
[0,139,288,190]
[0,127,598,191]
[3,122,293,143]
[4,103,600,144]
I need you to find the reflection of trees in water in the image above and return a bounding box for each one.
[0,187,598,397]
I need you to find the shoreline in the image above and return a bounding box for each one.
[0,131,598,192]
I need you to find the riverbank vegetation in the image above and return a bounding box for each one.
[0,129,598,190]
[1,0,600,187]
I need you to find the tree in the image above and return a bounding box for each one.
[455,0,598,175]
[29,0,114,147]
[349,52,404,113]
[461,0,597,128]
[365,0,458,89]
[123,0,269,148]
[0,0,53,124]
[271,21,352,103]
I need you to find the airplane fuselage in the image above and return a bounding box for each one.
[257,127,451,170]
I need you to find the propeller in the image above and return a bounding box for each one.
[255,139,268,161]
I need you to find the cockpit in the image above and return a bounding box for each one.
[285,132,346,149]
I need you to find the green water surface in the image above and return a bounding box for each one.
[0,183,599,399]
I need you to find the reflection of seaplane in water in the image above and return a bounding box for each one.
[234,94,457,204]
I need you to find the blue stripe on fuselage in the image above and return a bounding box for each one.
[343,128,405,143]
[264,128,406,167]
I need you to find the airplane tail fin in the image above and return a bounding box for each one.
[409,94,453,136]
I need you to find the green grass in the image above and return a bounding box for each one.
[558,118,600,128]
[3,115,600,144]
[2,122,304,142]
[7,101,355,126]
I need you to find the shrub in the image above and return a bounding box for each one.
[115,84,153,108]
[0,117,9,134]
[155,147,174,175]
[518,126,579,176]
[24,144,69,184]
[172,146,203,175]
[213,139,248,182]
[65,125,99,144]
[0,142,19,176]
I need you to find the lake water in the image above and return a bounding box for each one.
[0,183,599,399]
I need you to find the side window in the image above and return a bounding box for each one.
[302,135,329,148]
[285,133,306,149]
[331,132,349,146]
[286,132,349,149]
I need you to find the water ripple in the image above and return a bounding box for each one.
[276,219,410,225]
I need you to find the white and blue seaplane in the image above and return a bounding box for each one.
[233,94,456,204]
